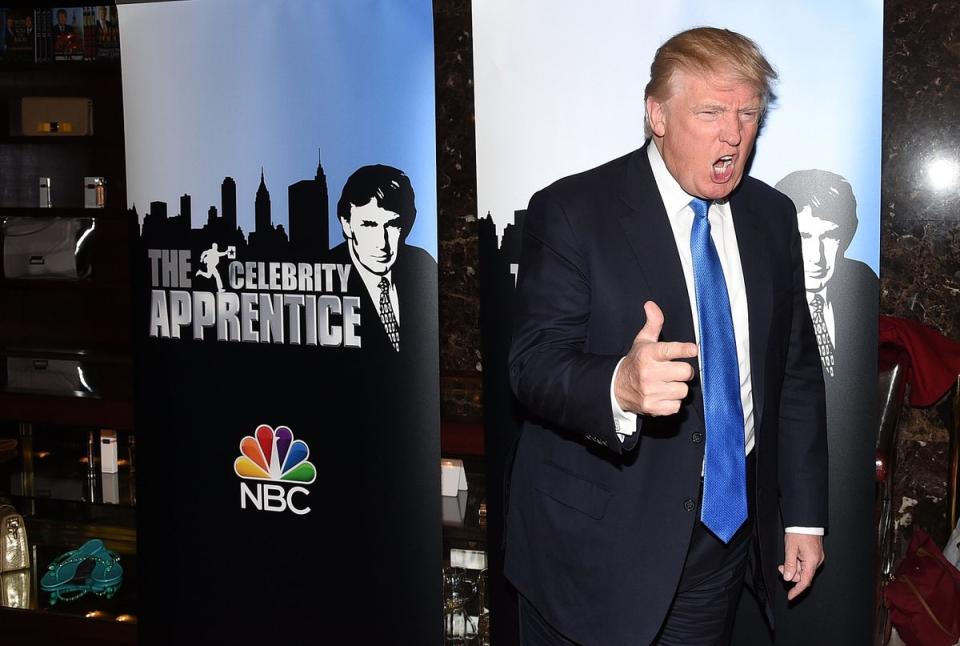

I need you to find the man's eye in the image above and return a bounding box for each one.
[740,111,760,122]
[697,110,720,120]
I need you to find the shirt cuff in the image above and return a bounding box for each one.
[611,357,637,443]
[785,526,824,535]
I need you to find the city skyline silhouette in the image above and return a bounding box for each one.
[138,151,330,263]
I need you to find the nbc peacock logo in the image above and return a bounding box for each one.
[235,424,316,516]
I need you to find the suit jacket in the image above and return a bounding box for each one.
[328,241,438,362]
[824,257,878,390]
[505,142,828,646]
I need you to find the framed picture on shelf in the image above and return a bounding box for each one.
[4,8,35,63]
[52,7,83,61]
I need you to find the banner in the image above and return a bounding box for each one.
[474,2,881,643]
[120,1,439,642]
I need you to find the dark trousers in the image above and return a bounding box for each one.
[519,453,757,646]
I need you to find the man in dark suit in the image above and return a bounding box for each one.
[97,6,114,33]
[330,164,437,358]
[53,9,73,35]
[4,16,15,50]
[505,27,828,645]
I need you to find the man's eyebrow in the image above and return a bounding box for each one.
[359,216,402,227]
[691,102,762,111]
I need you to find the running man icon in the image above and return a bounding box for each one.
[195,243,235,293]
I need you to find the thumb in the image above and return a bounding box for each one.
[636,301,665,343]
[781,547,798,581]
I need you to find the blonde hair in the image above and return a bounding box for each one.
[644,27,777,135]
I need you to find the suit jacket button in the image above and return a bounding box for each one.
[691,432,703,444]
[683,498,696,512]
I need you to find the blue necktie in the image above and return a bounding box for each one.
[689,198,747,543]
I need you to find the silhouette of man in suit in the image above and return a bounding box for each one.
[330,164,436,357]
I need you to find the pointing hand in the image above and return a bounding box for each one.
[614,301,698,416]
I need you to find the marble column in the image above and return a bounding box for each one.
[434,0,483,421]
[882,0,960,546]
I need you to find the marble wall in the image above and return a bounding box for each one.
[434,1,482,421]
[433,0,960,542]
[882,0,960,544]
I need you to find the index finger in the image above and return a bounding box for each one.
[656,341,698,361]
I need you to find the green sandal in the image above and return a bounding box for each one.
[40,539,124,604]
[46,581,93,605]
[40,539,106,591]
[88,548,123,598]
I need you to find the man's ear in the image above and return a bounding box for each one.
[646,96,667,137]
[339,216,353,241]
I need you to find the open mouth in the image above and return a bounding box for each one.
[711,155,735,183]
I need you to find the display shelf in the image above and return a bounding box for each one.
[0,607,136,646]
[0,206,129,220]
[0,61,121,73]
[12,499,136,553]
[1,345,132,362]
[0,34,127,212]
[0,216,136,294]
[0,279,129,293]
[0,505,136,646]
[7,467,136,509]
[0,207,136,353]
[0,307,135,361]
[0,135,123,145]
[0,6,133,644]
[0,148,127,209]
[0,278,122,292]
[0,392,133,429]
[1,347,133,400]
[0,311,134,358]
[1,447,136,509]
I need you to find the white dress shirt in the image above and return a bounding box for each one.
[609,143,822,536]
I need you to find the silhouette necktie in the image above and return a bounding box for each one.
[689,198,747,543]
[810,294,835,377]
[378,277,400,352]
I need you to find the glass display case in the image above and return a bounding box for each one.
[0,6,133,643]
[0,423,136,644]
[441,454,489,645]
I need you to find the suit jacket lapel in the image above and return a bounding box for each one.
[616,143,704,426]
[730,189,771,430]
